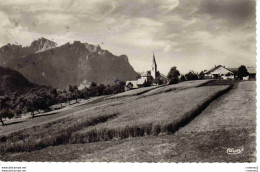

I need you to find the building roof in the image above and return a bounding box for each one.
[247,67,256,74]
[160,73,167,79]
[152,52,157,66]
[141,71,151,77]
[126,81,138,88]
[228,68,238,72]
[205,65,233,74]
[137,78,147,85]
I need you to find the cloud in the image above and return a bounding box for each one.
[0,0,256,75]
[198,0,255,26]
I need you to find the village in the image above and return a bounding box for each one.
[124,53,256,91]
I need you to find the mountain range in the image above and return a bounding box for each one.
[0,38,138,89]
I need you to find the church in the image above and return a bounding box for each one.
[125,53,164,91]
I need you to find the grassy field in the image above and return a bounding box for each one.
[0,84,230,154]
[0,80,209,136]
[0,81,255,162]
[0,95,110,135]
[107,85,161,99]
[74,85,230,142]
[141,80,210,97]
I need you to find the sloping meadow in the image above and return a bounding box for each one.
[71,85,232,143]
[0,84,232,154]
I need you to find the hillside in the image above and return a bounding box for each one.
[0,67,35,95]
[0,81,255,162]
[1,38,138,89]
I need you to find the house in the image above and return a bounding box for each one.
[247,66,256,80]
[228,66,256,80]
[125,81,138,91]
[204,65,234,80]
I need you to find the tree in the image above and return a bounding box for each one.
[198,71,205,80]
[154,77,164,85]
[97,84,106,96]
[24,94,38,118]
[237,65,248,80]
[103,85,113,95]
[74,89,81,103]
[111,81,126,94]
[167,66,180,84]
[34,89,53,112]
[179,75,186,82]
[50,88,58,104]
[90,82,97,88]
[185,71,198,80]
[15,97,26,115]
[56,93,67,107]
[0,96,15,125]
[68,85,74,93]
[0,109,14,125]
[68,85,82,103]
[88,83,98,96]
[65,92,73,105]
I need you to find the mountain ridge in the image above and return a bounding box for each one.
[0,38,57,66]
[1,38,138,89]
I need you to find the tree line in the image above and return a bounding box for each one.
[166,65,250,85]
[0,81,125,125]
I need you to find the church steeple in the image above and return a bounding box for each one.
[152,52,157,66]
[151,52,157,79]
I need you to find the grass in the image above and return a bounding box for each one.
[2,82,254,162]
[73,85,231,142]
[0,82,230,155]
[0,95,116,136]
[0,112,119,153]
[1,128,254,162]
[141,80,210,97]
[107,85,161,99]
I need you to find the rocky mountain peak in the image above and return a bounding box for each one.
[30,37,57,53]
[1,38,138,88]
[84,42,102,53]
[119,54,129,62]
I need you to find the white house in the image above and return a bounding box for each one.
[204,65,234,80]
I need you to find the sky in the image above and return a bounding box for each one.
[0,0,256,75]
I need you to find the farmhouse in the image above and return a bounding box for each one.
[247,67,256,80]
[204,65,234,80]
[243,67,256,80]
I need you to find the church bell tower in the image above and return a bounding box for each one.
[151,52,157,79]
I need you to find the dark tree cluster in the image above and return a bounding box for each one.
[237,65,249,79]
[185,71,199,81]
[0,81,126,125]
[167,66,180,84]
[167,67,200,85]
